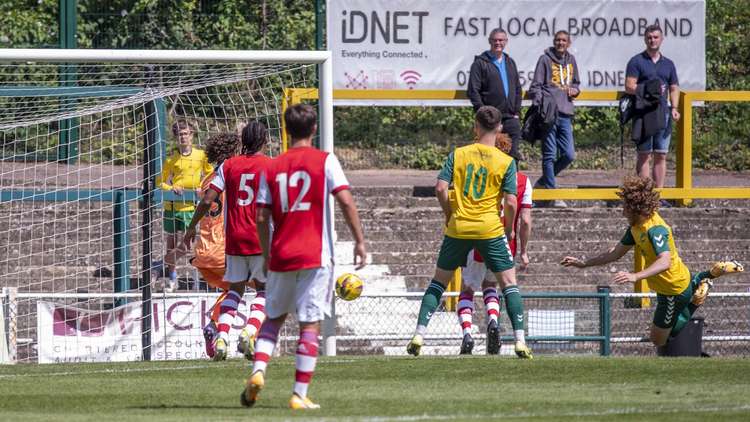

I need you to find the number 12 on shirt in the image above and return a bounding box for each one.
[276,170,311,212]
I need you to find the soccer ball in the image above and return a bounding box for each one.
[335,273,363,301]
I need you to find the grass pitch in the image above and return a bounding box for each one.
[1,356,749,421]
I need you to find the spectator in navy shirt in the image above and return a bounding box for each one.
[625,25,680,202]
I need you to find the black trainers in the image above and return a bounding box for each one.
[459,333,474,355]
[487,320,500,355]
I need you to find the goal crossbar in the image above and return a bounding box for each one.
[0,49,330,64]
[0,48,334,152]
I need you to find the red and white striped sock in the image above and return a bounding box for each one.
[457,290,475,336]
[216,290,241,343]
[246,291,266,338]
[483,287,500,324]
[293,327,319,399]
[252,318,282,375]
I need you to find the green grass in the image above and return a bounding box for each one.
[1,356,749,421]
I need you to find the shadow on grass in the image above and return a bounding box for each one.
[128,404,278,410]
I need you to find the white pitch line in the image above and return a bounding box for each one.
[252,404,750,422]
[352,404,750,421]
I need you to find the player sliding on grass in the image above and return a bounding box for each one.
[241,104,366,410]
[184,123,272,361]
[406,106,532,359]
[561,176,743,352]
[457,132,533,356]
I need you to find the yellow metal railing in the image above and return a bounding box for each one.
[283,88,750,204]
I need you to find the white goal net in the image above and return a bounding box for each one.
[0,49,332,363]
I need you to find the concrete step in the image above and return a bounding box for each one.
[340,228,746,242]
[389,261,745,277]
[352,218,750,235]
[368,249,750,266]
[361,239,750,254]
[402,273,750,292]
[341,207,750,221]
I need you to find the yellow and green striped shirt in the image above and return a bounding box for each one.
[620,212,690,295]
[438,143,516,239]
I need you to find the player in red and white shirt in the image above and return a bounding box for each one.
[457,132,533,355]
[184,121,271,361]
[241,104,366,411]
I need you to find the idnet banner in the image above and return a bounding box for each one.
[37,296,252,363]
[327,0,705,96]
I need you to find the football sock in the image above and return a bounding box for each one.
[210,291,229,322]
[217,290,241,343]
[503,286,526,342]
[695,270,714,282]
[416,280,446,333]
[483,287,500,324]
[169,270,177,282]
[457,290,474,336]
[687,275,705,315]
[293,327,319,399]
[246,290,267,338]
[252,318,282,374]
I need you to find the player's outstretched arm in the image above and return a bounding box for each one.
[612,251,670,284]
[334,189,366,270]
[561,242,631,269]
[183,188,218,249]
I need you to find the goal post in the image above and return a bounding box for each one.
[0,49,333,363]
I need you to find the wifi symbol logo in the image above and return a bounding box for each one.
[400,70,422,90]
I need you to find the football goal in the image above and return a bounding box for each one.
[0,48,332,363]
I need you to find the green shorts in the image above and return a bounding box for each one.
[436,235,514,273]
[163,210,194,234]
[652,272,703,329]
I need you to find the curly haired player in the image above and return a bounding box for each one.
[185,132,239,359]
[185,123,272,361]
[561,176,743,351]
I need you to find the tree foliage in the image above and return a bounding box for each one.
[2,0,749,169]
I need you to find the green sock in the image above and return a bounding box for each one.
[416,280,445,330]
[680,270,712,327]
[502,286,525,331]
[695,270,713,282]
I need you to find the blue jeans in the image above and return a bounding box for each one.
[536,115,575,189]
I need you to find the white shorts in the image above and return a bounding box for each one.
[225,255,266,284]
[462,250,491,291]
[264,264,333,322]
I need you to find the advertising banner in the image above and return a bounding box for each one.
[37,296,252,363]
[327,0,705,99]
[37,301,142,363]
